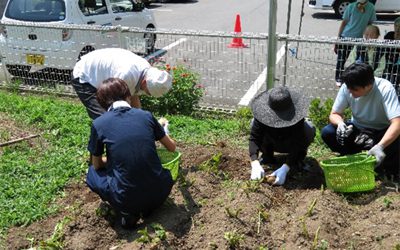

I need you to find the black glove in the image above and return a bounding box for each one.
[354,130,375,149]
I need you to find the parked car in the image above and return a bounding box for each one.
[309,0,400,18]
[0,0,157,82]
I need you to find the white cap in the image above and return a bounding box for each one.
[145,67,172,97]
[357,0,368,3]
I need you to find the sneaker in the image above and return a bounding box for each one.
[120,212,140,229]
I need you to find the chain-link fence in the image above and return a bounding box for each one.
[0,21,399,111]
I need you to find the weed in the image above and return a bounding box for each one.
[317,239,329,250]
[225,207,242,219]
[136,224,167,245]
[151,223,167,241]
[136,227,152,244]
[38,216,72,249]
[199,152,222,174]
[312,226,321,250]
[242,179,263,196]
[383,197,393,208]
[209,242,218,249]
[394,243,400,250]
[299,216,309,239]
[178,175,195,188]
[257,205,269,234]
[306,198,318,217]
[224,230,244,248]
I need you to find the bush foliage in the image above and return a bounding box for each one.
[141,65,204,115]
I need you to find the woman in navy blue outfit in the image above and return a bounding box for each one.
[86,78,176,228]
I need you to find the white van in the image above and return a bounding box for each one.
[0,0,157,82]
[309,0,400,17]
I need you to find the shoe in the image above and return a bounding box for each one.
[120,212,140,229]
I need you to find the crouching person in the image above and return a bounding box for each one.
[86,78,176,229]
[249,86,316,185]
[321,63,400,180]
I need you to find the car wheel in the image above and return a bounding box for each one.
[144,27,156,55]
[78,45,95,61]
[334,0,352,18]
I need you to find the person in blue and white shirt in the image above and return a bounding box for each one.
[86,77,176,229]
[322,63,400,180]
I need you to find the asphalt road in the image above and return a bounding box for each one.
[150,0,398,36]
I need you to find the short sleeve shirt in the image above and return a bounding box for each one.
[342,2,376,38]
[72,48,150,94]
[332,77,400,130]
[88,106,172,208]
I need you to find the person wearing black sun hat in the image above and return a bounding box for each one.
[249,86,316,185]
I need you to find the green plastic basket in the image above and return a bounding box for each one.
[320,153,376,193]
[157,148,181,181]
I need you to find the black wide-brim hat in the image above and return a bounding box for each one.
[250,86,310,128]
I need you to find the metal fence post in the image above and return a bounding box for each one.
[283,0,293,86]
[267,0,277,90]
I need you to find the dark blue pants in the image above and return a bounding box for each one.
[71,78,105,120]
[321,123,400,178]
[335,43,353,82]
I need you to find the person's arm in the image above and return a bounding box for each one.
[335,20,348,54]
[92,155,107,170]
[377,117,400,148]
[130,95,141,108]
[337,20,348,38]
[159,135,176,152]
[329,111,345,126]
[249,118,264,161]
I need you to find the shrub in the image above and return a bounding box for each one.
[308,98,352,131]
[308,98,334,131]
[235,106,253,135]
[141,65,204,115]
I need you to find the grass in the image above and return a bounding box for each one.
[0,90,332,245]
[0,90,250,239]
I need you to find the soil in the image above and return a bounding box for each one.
[3,115,400,250]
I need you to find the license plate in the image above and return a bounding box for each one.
[26,54,45,65]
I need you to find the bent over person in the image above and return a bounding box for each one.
[86,78,176,228]
[249,86,316,185]
[71,48,172,120]
[321,63,400,180]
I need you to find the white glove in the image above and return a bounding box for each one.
[158,117,169,135]
[336,122,353,145]
[368,144,386,166]
[250,160,265,180]
[268,164,290,185]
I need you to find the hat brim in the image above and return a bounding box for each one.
[250,88,310,128]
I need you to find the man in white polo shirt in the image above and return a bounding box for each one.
[322,63,400,180]
[71,48,172,119]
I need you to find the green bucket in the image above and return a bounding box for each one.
[320,153,376,193]
[157,148,181,181]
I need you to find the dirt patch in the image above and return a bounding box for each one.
[5,142,400,249]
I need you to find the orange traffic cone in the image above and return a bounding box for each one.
[228,14,248,48]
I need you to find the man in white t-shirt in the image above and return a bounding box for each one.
[71,48,172,119]
[322,63,400,179]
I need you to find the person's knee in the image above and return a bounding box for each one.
[304,120,316,144]
[321,125,334,142]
